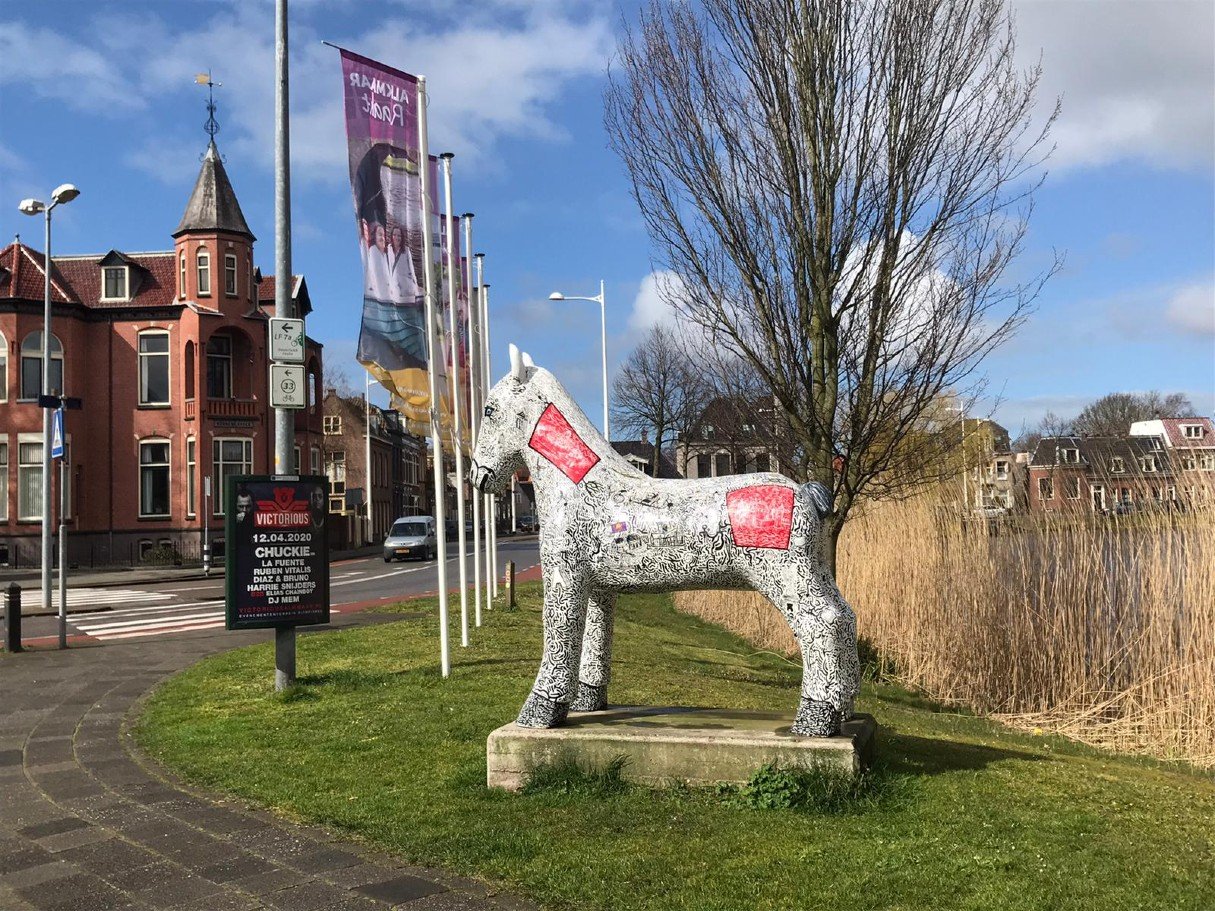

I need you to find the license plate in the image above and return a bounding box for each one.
[395,548,410,555]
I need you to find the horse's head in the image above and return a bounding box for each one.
[472,343,542,494]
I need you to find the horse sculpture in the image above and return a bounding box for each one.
[471,345,859,737]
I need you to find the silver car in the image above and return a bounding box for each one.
[383,516,437,563]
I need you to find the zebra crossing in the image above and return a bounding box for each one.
[59,589,226,641]
[23,588,175,608]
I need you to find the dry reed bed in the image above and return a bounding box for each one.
[674,494,1215,767]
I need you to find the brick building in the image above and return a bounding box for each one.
[1028,435,1179,513]
[0,138,323,566]
[321,389,426,546]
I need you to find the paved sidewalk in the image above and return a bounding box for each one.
[0,616,537,910]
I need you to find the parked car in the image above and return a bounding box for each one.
[383,516,437,562]
[517,513,538,533]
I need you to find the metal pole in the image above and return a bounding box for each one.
[57,435,66,648]
[272,0,296,689]
[484,283,498,596]
[440,155,469,648]
[418,78,450,676]
[476,257,492,608]
[465,215,482,629]
[40,205,54,633]
[600,278,609,442]
[365,370,373,544]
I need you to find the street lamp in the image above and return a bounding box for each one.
[548,280,608,441]
[19,182,80,647]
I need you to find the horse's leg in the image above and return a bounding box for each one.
[571,591,617,712]
[516,563,589,729]
[757,572,859,738]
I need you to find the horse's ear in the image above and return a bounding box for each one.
[509,343,525,382]
[521,351,535,369]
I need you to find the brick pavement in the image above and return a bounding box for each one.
[0,615,537,910]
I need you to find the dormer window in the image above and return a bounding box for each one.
[1110,457,1124,474]
[1057,447,1080,464]
[1140,455,1159,473]
[197,248,211,296]
[702,424,715,440]
[102,266,129,301]
[1183,424,1204,439]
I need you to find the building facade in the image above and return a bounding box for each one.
[676,396,785,479]
[1028,435,1181,513]
[0,139,323,566]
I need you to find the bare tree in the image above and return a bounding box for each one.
[612,324,709,477]
[606,0,1059,567]
[1012,409,1074,453]
[1073,391,1195,437]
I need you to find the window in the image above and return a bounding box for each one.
[715,453,731,477]
[695,454,711,478]
[324,415,342,435]
[754,453,770,473]
[138,331,170,405]
[1139,455,1159,473]
[1183,424,1205,439]
[1182,454,1197,471]
[1057,447,1079,464]
[186,438,196,517]
[225,253,238,295]
[0,442,6,521]
[310,446,321,475]
[701,424,715,441]
[1201,454,1215,471]
[0,330,6,403]
[1120,488,1132,504]
[329,450,347,481]
[1038,477,1053,501]
[179,252,186,298]
[184,341,195,400]
[293,445,301,474]
[1065,477,1080,499]
[1110,457,1124,473]
[206,335,232,399]
[995,460,1009,480]
[212,438,253,515]
[20,332,63,399]
[139,441,171,517]
[196,248,211,296]
[102,266,128,301]
[18,439,42,520]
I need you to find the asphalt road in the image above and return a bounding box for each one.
[17,537,541,644]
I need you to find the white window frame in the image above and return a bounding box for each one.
[310,445,321,476]
[0,440,7,522]
[1183,424,1204,439]
[1201,453,1215,471]
[19,331,63,401]
[101,265,129,302]
[186,437,196,518]
[196,247,211,296]
[1038,477,1053,501]
[1110,457,1124,474]
[0,329,7,403]
[179,251,187,299]
[138,329,171,406]
[1182,454,1197,471]
[138,439,172,518]
[1065,476,1081,500]
[17,433,42,521]
[995,460,1009,480]
[212,437,253,516]
[324,415,342,435]
[225,253,238,296]
[1139,455,1158,473]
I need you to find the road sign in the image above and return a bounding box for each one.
[225,475,330,630]
[269,364,306,409]
[51,410,65,459]
[269,318,306,364]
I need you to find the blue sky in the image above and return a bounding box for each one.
[1,0,1212,440]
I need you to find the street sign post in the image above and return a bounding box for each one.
[268,317,306,363]
[269,364,307,410]
[225,475,330,630]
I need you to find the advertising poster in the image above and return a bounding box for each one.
[225,476,330,630]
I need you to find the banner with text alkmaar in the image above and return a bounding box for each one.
[340,50,438,435]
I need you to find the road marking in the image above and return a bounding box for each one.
[94,600,218,618]
[21,588,175,606]
[330,564,431,587]
[75,610,225,634]
[100,619,228,640]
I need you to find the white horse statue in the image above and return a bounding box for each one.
[471,345,860,737]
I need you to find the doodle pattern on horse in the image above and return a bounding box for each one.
[471,345,859,736]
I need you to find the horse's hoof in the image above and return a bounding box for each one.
[570,681,608,713]
[790,698,843,737]
[516,692,569,728]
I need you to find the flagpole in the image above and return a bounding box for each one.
[464,214,483,629]
[418,78,450,677]
[364,370,373,544]
[475,255,492,605]
[483,281,499,597]
[440,154,469,648]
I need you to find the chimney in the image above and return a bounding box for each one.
[641,429,649,445]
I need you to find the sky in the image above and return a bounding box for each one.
[0,0,1212,441]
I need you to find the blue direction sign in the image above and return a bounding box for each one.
[50,409,65,459]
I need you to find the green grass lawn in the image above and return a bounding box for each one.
[135,584,1215,911]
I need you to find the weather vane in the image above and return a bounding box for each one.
[195,70,222,141]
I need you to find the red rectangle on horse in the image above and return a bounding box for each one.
[727,485,794,550]
[529,403,600,484]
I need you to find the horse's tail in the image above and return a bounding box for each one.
[801,481,833,520]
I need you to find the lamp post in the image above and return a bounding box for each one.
[18,184,80,646]
[548,280,608,441]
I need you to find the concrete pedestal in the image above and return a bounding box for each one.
[486,706,876,792]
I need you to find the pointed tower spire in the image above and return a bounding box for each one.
[173,139,255,240]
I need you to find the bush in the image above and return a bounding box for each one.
[141,544,182,566]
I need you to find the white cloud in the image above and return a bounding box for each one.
[1165,280,1215,337]
[627,270,683,333]
[1016,0,1215,171]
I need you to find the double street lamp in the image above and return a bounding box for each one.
[19,183,81,645]
[548,280,608,441]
